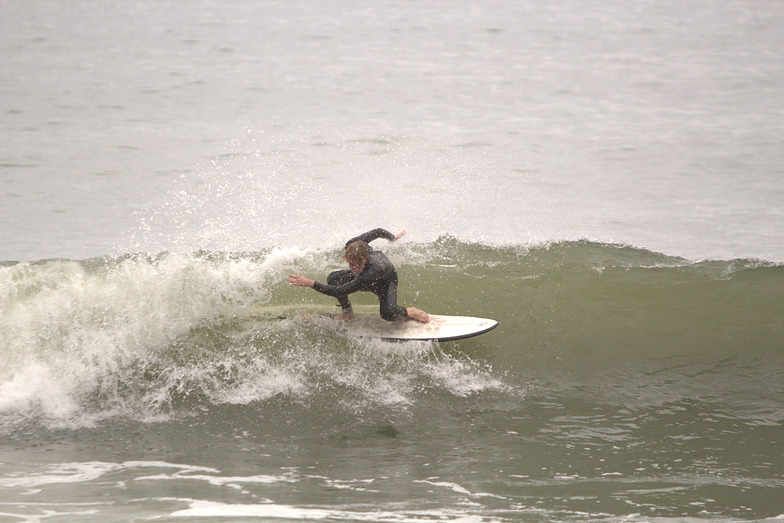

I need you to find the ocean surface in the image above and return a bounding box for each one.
[1,1,783,521]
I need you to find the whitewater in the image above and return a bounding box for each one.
[2,0,783,521]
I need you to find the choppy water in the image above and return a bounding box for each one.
[2,0,783,521]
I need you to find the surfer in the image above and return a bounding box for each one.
[287,228,430,323]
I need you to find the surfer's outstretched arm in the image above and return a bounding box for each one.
[287,274,314,287]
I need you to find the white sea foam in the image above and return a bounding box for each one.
[415,479,507,500]
[168,499,490,522]
[1,253,271,427]
[168,500,333,519]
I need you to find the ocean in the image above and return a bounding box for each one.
[1,0,783,521]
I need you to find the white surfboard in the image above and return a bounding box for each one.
[246,305,497,342]
[333,313,498,342]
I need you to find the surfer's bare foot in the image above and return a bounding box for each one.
[406,307,429,323]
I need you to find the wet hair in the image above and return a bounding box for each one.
[345,241,370,264]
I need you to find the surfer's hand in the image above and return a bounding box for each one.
[393,230,407,241]
[287,274,314,288]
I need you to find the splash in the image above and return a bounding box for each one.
[1,245,513,431]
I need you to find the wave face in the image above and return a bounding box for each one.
[2,239,781,430]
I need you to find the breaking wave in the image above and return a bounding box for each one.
[2,239,782,431]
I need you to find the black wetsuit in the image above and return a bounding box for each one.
[312,228,408,321]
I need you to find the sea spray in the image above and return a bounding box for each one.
[1,253,265,426]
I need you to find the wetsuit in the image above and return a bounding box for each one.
[312,228,408,321]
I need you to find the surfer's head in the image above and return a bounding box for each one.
[345,241,369,274]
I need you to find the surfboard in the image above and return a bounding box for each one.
[331,313,498,342]
[246,305,497,342]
